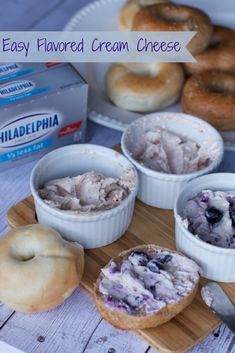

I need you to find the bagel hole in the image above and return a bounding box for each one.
[209,38,221,48]
[209,82,235,94]
[155,9,189,23]
[131,69,155,77]
[209,85,226,94]
[139,0,162,6]
[21,255,35,262]
[125,64,158,77]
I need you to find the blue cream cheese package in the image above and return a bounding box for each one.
[0,63,88,171]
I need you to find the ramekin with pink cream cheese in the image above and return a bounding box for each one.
[121,112,224,209]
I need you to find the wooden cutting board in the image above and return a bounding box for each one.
[7,148,235,353]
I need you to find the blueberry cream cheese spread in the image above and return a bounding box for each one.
[134,127,210,174]
[182,190,235,248]
[98,248,200,315]
[39,170,134,213]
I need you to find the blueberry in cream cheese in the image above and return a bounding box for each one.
[146,259,161,273]
[129,251,149,266]
[182,190,235,248]
[229,207,235,227]
[205,207,223,224]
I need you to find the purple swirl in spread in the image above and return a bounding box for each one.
[39,170,135,214]
[182,190,235,248]
[99,249,200,315]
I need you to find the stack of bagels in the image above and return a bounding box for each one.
[106,0,235,132]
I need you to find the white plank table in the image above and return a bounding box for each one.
[0,1,234,352]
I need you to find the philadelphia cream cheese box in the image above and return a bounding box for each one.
[0,63,88,171]
[0,62,66,82]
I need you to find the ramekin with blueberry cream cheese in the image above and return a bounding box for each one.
[121,112,224,209]
[174,173,235,282]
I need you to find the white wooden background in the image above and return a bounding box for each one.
[0,0,234,352]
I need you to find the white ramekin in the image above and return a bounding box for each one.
[121,112,224,209]
[174,173,235,282]
[30,144,138,249]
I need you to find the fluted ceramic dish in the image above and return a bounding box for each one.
[121,112,224,209]
[174,173,235,282]
[30,144,138,249]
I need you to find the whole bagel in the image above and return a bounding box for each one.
[106,62,185,112]
[132,3,213,55]
[182,71,235,131]
[183,25,235,75]
[0,224,84,313]
[119,0,169,31]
